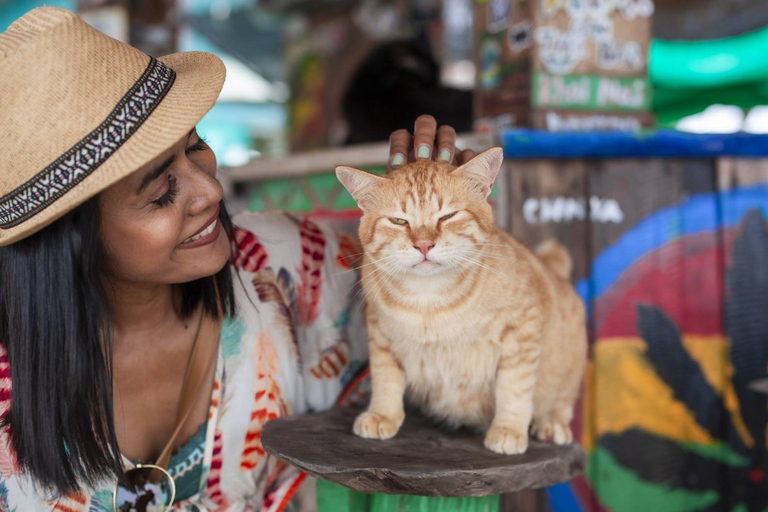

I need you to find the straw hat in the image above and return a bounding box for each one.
[0,7,226,246]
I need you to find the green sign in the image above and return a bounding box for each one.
[533,73,652,112]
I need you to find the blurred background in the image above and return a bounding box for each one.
[5,0,768,163]
[3,1,768,512]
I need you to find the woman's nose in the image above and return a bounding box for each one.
[186,167,223,216]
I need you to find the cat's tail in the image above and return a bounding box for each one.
[535,239,572,281]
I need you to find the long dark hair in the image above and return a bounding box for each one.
[0,196,237,494]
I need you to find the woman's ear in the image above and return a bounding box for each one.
[335,166,388,211]
[451,147,504,199]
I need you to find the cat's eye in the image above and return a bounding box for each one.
[440,212,458,222]
[389,217,408,226]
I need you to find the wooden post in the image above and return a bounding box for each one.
[317,480,501,512]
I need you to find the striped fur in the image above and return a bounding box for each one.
[337,150,587,454]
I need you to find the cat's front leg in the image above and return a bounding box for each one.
[484,319,542,455]
[354,327,406,440]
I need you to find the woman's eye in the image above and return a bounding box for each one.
[389,217,408,226]
[152,174,179,208]
[186,135,209,154]
[440,212,458,221]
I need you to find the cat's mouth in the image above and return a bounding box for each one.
[413,259,441,271]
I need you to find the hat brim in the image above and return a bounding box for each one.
[0,51,226,246]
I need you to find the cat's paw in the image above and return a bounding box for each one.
[531,417,573,445]
[484,426,529,454]
[353,411,403,440]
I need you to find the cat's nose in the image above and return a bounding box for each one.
[414,241,435,256]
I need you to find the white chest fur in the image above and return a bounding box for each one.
[378,306,501,429]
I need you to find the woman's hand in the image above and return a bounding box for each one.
[387,115,477,172]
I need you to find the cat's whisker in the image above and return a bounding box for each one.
[355,261,400,316]
[359,258,399,297]
[454,259,481,282]
[448,242,527,254]
[440,248,513,265]
[338,254,400,275]
[454,255,511,282]
[446,250,512,262]
[349,260,396,303]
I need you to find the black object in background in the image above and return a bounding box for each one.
[342,34,473,145]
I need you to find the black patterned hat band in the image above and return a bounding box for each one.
[0,7,226,246]
[0,58,175,229]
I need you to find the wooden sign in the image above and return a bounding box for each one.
[474,0,655,131]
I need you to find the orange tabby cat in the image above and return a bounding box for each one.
[335,148,587,454]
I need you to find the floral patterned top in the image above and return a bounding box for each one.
[0,211,367,512]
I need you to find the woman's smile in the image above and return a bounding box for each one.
[180,207,221,248]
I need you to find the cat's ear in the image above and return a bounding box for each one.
[453,147,504,199]
[335,166,387,210]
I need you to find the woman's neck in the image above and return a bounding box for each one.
[104,278,180,338]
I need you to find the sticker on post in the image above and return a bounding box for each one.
[567,0,613,19]
[566,0,589,18]
[540,0,564,19]
[479,36,502,90]
[596,41,643,70]
[615,0,654,20]
[508,21,533,53]
[487,0,511,34]
[535,26,587,75]
[569,15,614,43]
[545,111,643,132]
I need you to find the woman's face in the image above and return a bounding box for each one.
[99,128,231,287]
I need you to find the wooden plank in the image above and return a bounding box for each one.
[262,406,586,498]
[507,158,590,281]
[506,158,590,512]
[499,489,547,512]
[716,157,768,512]
[587,158,734,512]
[223,133,495,182]
[473,0,534,131]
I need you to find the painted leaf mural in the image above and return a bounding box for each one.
[580,208,768,512]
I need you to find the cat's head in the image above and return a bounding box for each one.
[336,148,503,277]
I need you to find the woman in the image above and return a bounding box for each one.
[0,7,477,511]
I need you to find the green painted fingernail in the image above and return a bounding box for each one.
[439,149,451,162]
[391,153,405,166]
[417,145,430,159]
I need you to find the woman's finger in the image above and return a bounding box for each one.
[413,115,438,160]
[436,125,457,163]
[388,129,411,171]
[455,148,477,165]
